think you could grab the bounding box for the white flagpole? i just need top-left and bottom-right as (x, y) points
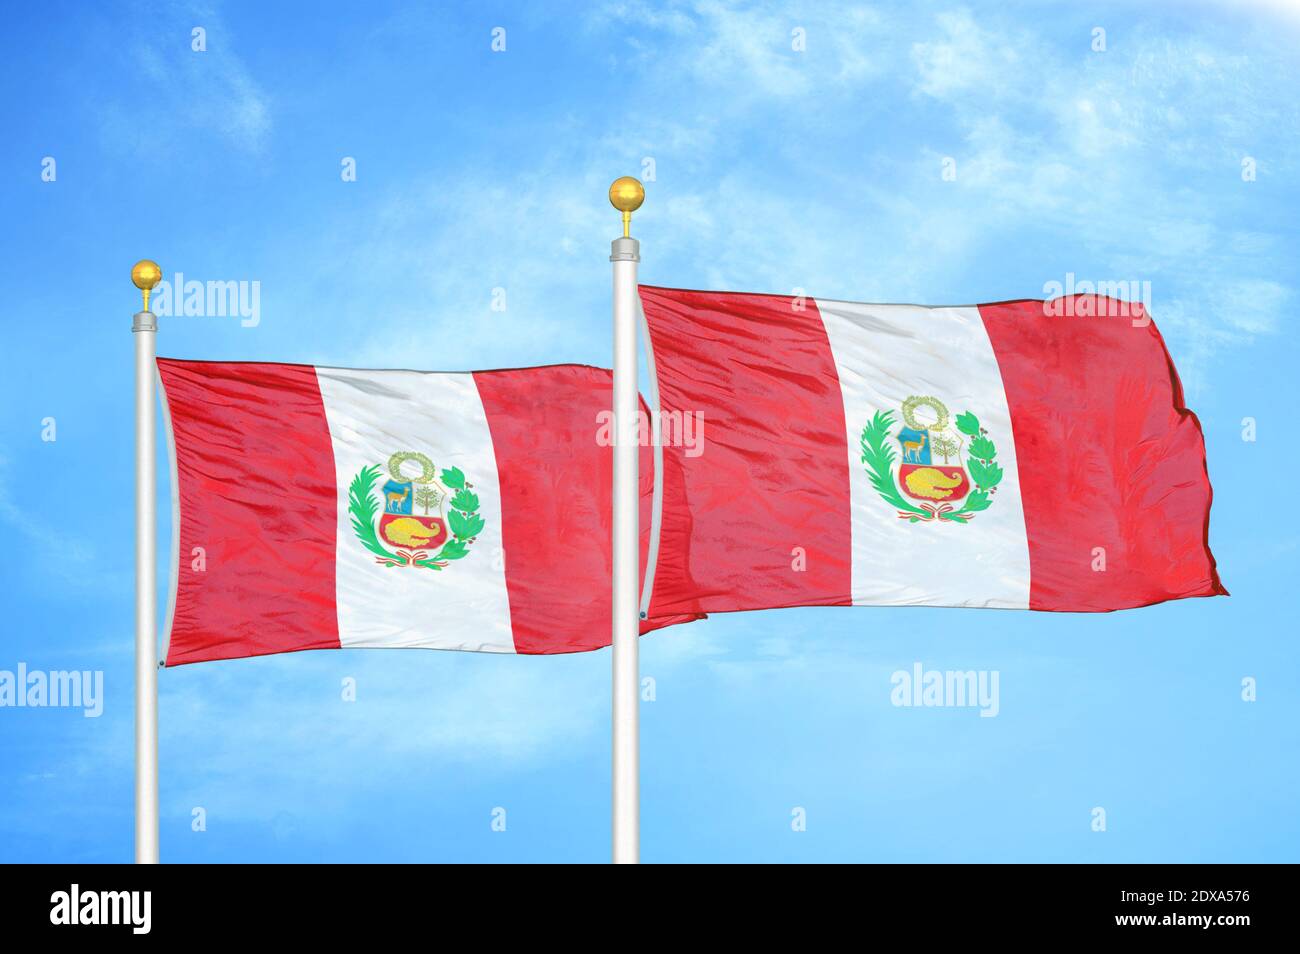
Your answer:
(132, 260), (162, 864)
(609, 177), (644, 864)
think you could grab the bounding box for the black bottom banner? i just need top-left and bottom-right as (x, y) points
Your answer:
(0, 862), (1281, 939)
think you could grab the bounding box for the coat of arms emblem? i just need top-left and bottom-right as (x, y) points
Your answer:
(860, 395), (1003, 523)
(348, 451), (484, 569)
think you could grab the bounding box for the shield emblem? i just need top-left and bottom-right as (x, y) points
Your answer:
(349, 451), (483, 568)
(379, 477), (448, 551)
(896, 426), (969, 502)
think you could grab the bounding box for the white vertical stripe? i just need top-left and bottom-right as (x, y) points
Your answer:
(816, 300), (1031, 608)
(315, 367), (515, 652)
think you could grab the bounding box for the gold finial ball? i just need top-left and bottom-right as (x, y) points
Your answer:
(608, 177), (645, 214)
(131, 259), (163, 291)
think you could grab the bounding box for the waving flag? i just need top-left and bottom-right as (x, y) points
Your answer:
(641, 287), (1225, 615)
(158, 359), (697, 665)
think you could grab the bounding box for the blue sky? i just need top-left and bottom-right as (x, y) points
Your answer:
(1, 0), (1297, 862)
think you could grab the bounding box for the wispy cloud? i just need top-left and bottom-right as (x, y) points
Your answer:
(97, 3), (270, 156)
(571, 3), (1298, 372)
(901, 8), (1299, 390)
(592, 0), (889, 99)
(0, 454), (130, 596)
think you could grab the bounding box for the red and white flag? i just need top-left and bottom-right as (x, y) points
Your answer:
(158, 359), (697, 665)
(641, 287), (1225, 615)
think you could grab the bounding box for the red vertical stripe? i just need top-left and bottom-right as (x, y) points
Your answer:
(978, 298), (1226, 610)
(639, 286), (853, 615)
(159, 359), (340, 665)
(474, 365), (700, 653)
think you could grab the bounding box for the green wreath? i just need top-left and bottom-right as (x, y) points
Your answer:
(860, 409), (1003, 524)
(388, 450), (437, 483)
(348, 463), (485, 569)
(901, 394), (950, 432)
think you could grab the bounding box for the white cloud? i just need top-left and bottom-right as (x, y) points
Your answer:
(0, 455), (131, 597)
(98, 5), (271, 155)
(241, 5), (1295, 393)
(592, 0), (888, 99)
(899, 10), (1299, 390)
(912, 8), (1023, 99)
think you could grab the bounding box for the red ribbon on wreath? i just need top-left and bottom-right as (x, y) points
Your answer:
(896, 502), (973, 522)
